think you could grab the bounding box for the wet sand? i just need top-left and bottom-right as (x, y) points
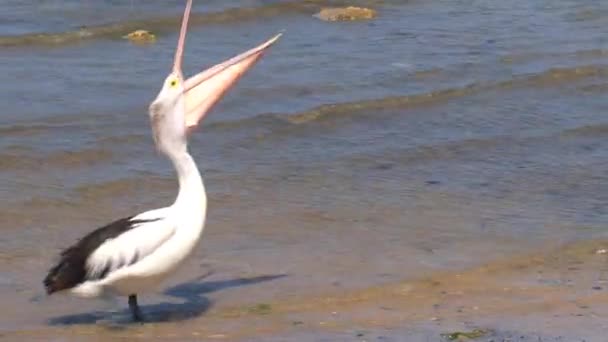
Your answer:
(3, 239), (608, 341)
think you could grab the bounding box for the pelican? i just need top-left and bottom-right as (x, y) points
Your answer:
(43, 0), (281, 321)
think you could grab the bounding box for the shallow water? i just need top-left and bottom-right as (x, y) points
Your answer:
(2, 0), (608, 340)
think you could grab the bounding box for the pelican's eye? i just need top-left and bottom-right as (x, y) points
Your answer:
(169, 78), (179, 88)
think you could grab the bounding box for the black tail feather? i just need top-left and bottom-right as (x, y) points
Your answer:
(43, 216), (155, 295)
(44, 257), (85, 294)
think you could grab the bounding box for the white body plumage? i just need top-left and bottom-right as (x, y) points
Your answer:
(72, 172), (206, 298)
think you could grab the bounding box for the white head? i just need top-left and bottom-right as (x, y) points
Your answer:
(148, 0), (281, 156)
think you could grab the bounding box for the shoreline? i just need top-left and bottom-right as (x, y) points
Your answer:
(5, 238), (608, 341)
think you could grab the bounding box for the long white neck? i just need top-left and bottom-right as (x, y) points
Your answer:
(165, 147), (207, 228)
(149, 93), (207, 233)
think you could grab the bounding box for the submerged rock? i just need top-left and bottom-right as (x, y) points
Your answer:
(314, 6), (377, 22)
(122, 30), (156, 44)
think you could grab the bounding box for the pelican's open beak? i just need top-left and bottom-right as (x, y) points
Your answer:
(172, 0), (281, 131)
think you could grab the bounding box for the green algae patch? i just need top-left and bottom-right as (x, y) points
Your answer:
(314, 6), (377, 21)
(247, 303), (273, 315)
(442, 329), (490, 340)
(122, 30), (156, 44)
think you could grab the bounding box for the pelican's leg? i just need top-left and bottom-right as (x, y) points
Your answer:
(128, 294), (144, 322)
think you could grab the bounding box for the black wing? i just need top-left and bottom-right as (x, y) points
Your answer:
(43, 216), (159, 295)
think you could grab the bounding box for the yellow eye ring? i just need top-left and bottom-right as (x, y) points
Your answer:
(169, 79), (178, 87)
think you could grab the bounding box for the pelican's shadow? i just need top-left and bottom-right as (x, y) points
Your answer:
(48, 273), (286, 326)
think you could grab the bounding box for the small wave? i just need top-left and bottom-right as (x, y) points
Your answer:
(46, 148), (115, 168)
(0, 124), (51, 137)
(342, 121), (608, 169)
(0, 0), (362, 47)
(96, 133), (148, 147)
(577, 82), (608, 94)
(74, 175), (173, 200)
(0, 146), (114, 171)
(290, 65), (608, 122)
(413, 68), (445, 80)
(501, 49), (608, 65)
(0, 123), (84, 137)
(0, 146), (37, 171)
(206, 84), (485, 131)
(198, 64), (608, 144)
(568, 8), (608, 22)
(346, 135), (512, 168)
(511, 65), (607, 86)
(253, 65), (608, 126)
(3, 65), (604, 155)
(559, 123), (608, 138)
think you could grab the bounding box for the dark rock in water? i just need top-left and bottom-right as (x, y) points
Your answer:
(314, 6), (377, 22)
(375, 163), (394, 170)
